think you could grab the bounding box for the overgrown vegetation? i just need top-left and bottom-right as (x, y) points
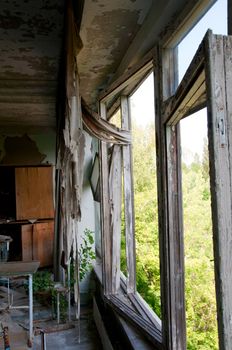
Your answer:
(79, 228), (95, 281)
(182, 150), (217, 349)
(31, 228), (95, 321)
(121, 122), (218, 349)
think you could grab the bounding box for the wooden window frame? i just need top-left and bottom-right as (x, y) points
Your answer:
(98, 62), (163, 349)
(96, 0), (232, 346)
(156, 30), (232, 349)
(98, 30), (232, 350)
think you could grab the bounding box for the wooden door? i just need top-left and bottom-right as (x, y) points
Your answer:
(15, 166), (54, 220)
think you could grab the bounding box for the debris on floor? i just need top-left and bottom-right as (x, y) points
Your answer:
(0, 281), (102, 350)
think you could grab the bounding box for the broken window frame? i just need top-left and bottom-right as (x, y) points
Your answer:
(96, 1), (232, 347)
(156, 29), (232, 349)
(97, 30), (232, 349)
(98, 60), (163, 348)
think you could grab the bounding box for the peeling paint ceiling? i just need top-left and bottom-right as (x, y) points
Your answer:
(78, 0), (153, 107)
(0, 0), (64, 133)
(77, 0), (197, 108)
(0, 0), (206, 132)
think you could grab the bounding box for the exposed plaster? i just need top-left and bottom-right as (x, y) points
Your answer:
(30, 131), (56, 165)
(1, 134), (46, 165)
(0, 133), (56, 165)
(78, 0), (152, 107)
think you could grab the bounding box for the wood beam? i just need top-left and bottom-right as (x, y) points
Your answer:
(99, 53), (153, 103)
(164, 72), (205, 124)
(155, 44), (186, 349)
(121, 96), (136, 294)
(161, 0), (216, 48)
(109, 145), (122, 294)
(163, 40), (205, 124)
(228, 0), (232, 35)
(205, 31), (232, 350)
(106, 295), (163, 349)
(99, 102), (112, 295)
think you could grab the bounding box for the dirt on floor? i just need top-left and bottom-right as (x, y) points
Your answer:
(0, 280), (102, 350)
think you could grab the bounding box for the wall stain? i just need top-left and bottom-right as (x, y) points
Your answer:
(1, 134), (46, 165)
(79, 7), (142, 106)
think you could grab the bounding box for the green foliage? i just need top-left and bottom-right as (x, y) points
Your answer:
(131, 123), (161, 317)
(32, 269), (54, 293)
(202, 138), (210, 181)
(182, 156), (218, 349)
(31, 228), (95, 321)
(120, 209), (127, 276)
(79, 228), (95, 281)
(126, 121), (218, 349)
(30, 270), (68, 320)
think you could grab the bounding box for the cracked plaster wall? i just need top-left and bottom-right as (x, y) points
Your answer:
(0, 132), (56, 165)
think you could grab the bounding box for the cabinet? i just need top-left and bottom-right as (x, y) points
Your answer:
(15, 167), (54, 220)
(22, 221), (54, 267)
(0, 166), (54, 267)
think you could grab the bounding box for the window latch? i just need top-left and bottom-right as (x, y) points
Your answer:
(218, 111), (226, 147)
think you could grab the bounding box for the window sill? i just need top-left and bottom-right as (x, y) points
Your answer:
(93, 261), (163, 349)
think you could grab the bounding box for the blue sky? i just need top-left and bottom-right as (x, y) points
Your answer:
(179, 0), (227, 80)
(180, 0), (227, 163)
(130, 0), (228, 163)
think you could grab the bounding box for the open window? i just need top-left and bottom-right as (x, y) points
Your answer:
(97, 58), (163, 348)
(156, 30), (232, 349)
(97, 28), (232, 349)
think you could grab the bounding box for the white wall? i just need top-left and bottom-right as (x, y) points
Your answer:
(78, 132), (100, 303)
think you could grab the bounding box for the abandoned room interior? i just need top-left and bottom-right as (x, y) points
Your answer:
(0, 0), (231, 349)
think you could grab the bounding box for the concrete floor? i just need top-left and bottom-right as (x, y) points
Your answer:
(0, 281), (103, 350)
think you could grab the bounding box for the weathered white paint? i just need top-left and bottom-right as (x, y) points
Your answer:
(206, 32), (232, 350)
(77, 132), (96, 299)
(121, 95), (136, 294)
(109, 145), (122, 294)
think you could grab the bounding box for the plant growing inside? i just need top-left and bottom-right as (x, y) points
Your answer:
(28, 228), (95, 321)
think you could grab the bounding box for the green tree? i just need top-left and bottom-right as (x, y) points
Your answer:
(121, 120), (217, 349)
(132, 122), (161, 316)
(182, 154), (217, 349)
(202, 138), (209, 181)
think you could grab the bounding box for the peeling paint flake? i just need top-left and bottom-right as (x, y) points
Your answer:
(0, 0), (65, 131)
(78, 0), (152, 105)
